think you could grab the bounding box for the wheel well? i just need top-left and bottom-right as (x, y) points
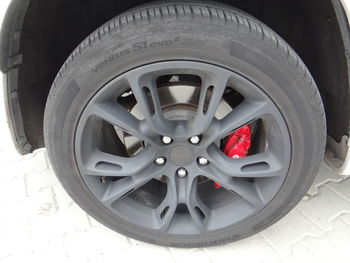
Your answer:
(2, 0), (350, 153)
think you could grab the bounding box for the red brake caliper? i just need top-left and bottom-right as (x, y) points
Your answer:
(214, 125), (252, 189)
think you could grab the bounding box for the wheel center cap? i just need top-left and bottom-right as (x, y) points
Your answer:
(169, 145), (194, 166)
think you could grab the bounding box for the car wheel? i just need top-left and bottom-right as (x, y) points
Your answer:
(44, 2), (326, 247)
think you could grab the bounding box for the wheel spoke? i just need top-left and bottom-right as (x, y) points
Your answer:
(202, 168), (263, 207)
(87, 101), (154, 143)
(126, 74), (176, 135)
(101, 166), (160, 206)
(156, 176), (211, 232)
(225, 179), (263, 207)
(82, 146), (156, 177)
(206, 101), (273, 144)
(156, 176), (178, 231)
(207, 144), (284, 178)
(186, 177), (210, 231)
(190, 72), (230, 134)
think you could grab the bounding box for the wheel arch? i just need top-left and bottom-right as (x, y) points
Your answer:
(1, 0), (350, 160)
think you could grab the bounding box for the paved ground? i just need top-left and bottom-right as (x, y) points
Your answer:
(1, 81), (350, 263)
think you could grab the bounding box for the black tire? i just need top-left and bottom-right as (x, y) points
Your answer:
(44, 1), (326, 247)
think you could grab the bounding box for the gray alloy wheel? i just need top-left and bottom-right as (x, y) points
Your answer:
(74, 61), (291, 234)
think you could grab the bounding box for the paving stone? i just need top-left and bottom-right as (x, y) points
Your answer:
(0, 146), (24, 164)
(297, 186), (350, 232)
(206, 234), (279, 263)
(2, 237), (67, 263)
(52, 184), (75, 210)
(25, 169), (59, 196)
(327, 177), (350, 201)
(87, 215), (103, 228)
(0, 187), (56, 235)
(306, 163), (345, 198)
(29, 203), (91, 250)
(340, 212), (350, 225)
(0, 220), (32, 260)
(302, 219), (350, 263)
(260, 209), (323, 258)
(63, 227), (130, 262)
(30, 237), (67, 263)
(1, 253), (36, 263)
(0, 175), (26, 205)
(30, 149), (49, 172)
(279, 243), (320, 263)
(0, 158), (33, 182)
(168, 247), (208, 263)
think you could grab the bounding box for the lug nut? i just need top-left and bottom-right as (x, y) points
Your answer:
(155, 157), (166, 165)
(189, 136), (201, 145)
(100, 176), (108, 184)
(198, 157), (209, 166)
(162, 136), (172, 144)
(177, 168), (188, 178)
